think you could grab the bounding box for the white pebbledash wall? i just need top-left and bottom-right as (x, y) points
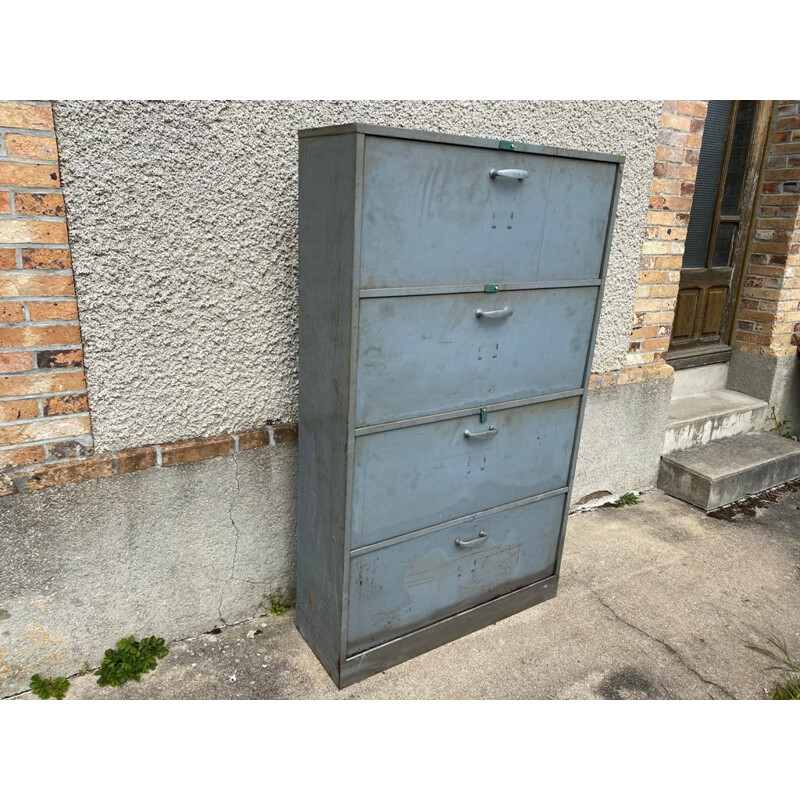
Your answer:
(1, 101), (669, 696)
(52, 101), (663, 451)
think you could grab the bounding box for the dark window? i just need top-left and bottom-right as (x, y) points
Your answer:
(682, 100), (757, 270)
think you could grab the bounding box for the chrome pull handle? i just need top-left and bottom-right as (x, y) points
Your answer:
(455, 531), (488, 548)
(463, 425), (498, 440)
(476, 307), (513, 320)
(489, 168), (528, 181)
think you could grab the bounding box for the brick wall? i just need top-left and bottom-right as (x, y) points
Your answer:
(590, 101), (708, 390)
(0, 101), (93, 470)
(733, 101), (800, 357)
(630, 101), (708, 366)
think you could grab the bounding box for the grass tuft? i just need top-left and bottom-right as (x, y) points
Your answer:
(746, 633), (800, 700)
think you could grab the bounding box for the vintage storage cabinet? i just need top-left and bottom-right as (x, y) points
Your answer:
(296, 123), (622, 687)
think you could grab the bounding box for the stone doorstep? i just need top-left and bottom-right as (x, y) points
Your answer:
(662, 389), (768, 455)
(658, 431), (800, 511)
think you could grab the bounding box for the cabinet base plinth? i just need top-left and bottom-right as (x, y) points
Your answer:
(329, 575), (559, 689)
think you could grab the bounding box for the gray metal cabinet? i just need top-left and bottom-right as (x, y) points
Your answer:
(296, 123), (622, 687)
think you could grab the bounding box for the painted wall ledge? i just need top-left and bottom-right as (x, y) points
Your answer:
(588, 361), (673, 390)
(0, 421), (298, 497)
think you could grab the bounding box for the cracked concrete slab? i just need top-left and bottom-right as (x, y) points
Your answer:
(10, 487), (800, 700)
(0, 446), (297, 696)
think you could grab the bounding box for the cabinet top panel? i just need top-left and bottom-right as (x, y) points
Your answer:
(297, 122), (625, 165)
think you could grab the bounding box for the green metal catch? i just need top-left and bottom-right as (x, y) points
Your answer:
(480, 407), (488, 424)
(498, 140), (516, 151)
(483, 284), (499, 293)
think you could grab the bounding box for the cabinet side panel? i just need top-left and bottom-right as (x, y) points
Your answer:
(296, 134), (357, 679)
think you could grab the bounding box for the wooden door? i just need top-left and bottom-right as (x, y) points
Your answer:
(668, 100), (772, 369)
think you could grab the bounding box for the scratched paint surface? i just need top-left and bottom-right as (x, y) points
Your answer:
(356, 287), (597, 426)
(360, 137), (617, 289)
(351, 397), (580, 548)
(346, 494), (565, 654)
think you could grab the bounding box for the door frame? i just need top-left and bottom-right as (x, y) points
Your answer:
(667, 100), (774, 370)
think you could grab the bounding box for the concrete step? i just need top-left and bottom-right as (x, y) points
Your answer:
(662, 389), (768, 454)
(658, 431), (800, 511)
(671, 363), (729, 400)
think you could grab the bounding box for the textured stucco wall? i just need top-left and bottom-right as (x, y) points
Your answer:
(53, 100), (662, 451)
(573, 376), (675, 505)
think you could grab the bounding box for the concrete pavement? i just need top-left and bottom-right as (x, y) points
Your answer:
(12, 486), (800, 700)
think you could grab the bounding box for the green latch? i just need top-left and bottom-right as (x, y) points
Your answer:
(484, 284), (499, 293)
(499, 140), (516, 151)
(480, 407), (488, 424)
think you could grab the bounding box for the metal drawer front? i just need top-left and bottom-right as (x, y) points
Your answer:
(356, 287), (597, 427)
(351, 397), (580, 549)
(360, 136), (617, 289)
(347, 493), (565, 655)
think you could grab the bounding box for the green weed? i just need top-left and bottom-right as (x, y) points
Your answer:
(265, 588), (293, 616)
(29, 674), (70, 700)
(96, 635), (169, 688)
(746, 633), (800, 700)
(768, 407), (793, 438)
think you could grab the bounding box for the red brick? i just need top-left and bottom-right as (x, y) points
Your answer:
(0, 102), (53, 130)
(0, 398), (39, 422)
(43, 394), (89, 417)
(661, 113), (692, 132)
(36, 349), (83, 369)
(4, 134), (58, 160)
(776, 116), (800, 131)
(690, 118), (705, 133)
(655, 145), (685, 164)
(0, 352), (34, 373)
(684, 149), (700, 166)
(630, 325), (659, 340)
(659, 130), (688, 148)
(751, 241), (790, 255)
(0, 249), (15, 270)
(0, 325), (82, 348)
(237, 428), (270, 451)
(765, 168), (800, 181)
(0, 219), (68, 244)
(116, 446), (157, 474)
(662, 196), (694, 212)
(47, 439), (92, 460)
(0, 444), (45, 470)
(641, 337), (672, 351)
(27, 300), (79, 321)
(651, 178), (681, 195)
(274, 422), (298, 444)
(161, 435), (235, 466)
(0, 301), (25, 322)
(0, 163), (60, 189)
(23, 455), (113, 493)
(0, 273), (75, 297)
(14, 193), (66, 217)
(21, 248), (71, 270)
(676, 100), (707, 118)
(0, 415), (91, 446)
(685, 134), (704, 149)
(637, 271), (669, 284)
(0, 192), (10, 215)
(0, 370), (85, 397)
